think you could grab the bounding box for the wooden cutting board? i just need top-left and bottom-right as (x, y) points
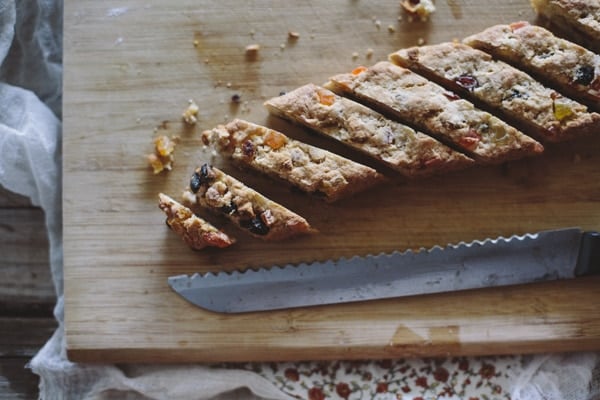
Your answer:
(63, 0), (600, 363)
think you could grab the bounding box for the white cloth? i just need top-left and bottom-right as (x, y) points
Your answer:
(0, 0), (598, 399)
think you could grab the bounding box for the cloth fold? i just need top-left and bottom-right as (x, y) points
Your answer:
(0, 0), (598, 399)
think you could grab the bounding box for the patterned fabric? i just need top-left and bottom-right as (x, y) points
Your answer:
(234, 356), (520, 399)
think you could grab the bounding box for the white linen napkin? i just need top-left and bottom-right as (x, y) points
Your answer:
(0, 0), (597, 399)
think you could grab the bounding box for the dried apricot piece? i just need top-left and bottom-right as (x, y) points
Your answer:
(264, 130), (287, 149)
(316, 89), (335, 106)
(351, 66), (368, 75)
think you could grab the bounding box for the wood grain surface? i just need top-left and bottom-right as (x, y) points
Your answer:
(0, 186), (57, 399)
(63, 0), (600, 363)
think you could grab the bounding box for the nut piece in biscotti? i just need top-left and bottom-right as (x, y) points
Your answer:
(201, 119), (386, 202)
(325, 62), (544, 164)
(390, 42), (600, 142)
(158, 193), (235, 250)
(530, 0), (600, 53)
(464, 22), (600, 113)
(264, 84), (474, 178)
(184, 164), (315, 241)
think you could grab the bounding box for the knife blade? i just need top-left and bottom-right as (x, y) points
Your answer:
(168, 227), (600, 313)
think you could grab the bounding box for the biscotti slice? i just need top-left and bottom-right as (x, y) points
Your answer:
(531, 0), (600, 53)
(391, 42), (600, 142)
(464, 22), (600, 113)
(184, 164), (314, 241)
(201, 119), (385, 202)
(264, 84), (474, 178)
(158, 193), (235, 250)
(325, 62), (544, 164)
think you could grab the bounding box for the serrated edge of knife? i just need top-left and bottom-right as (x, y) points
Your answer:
(171, 229), (582, 283)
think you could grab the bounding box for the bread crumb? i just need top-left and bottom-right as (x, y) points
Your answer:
(181, 190), (197, 206)
(182, 100), (199, 125)
(366, 48), (374, 59)
(249, 29), (255, 37)
(417, 37), (426, 45)
(245, 44), (260, 59)
(226, 82), (232, 88)
(193, 39), (199, 47)
(352, 51), (359, 60)
(401, 0), (436, 20)
(387, 24), (396, 33)
(147, 153), (164, 174)
(148, 135), (177, 174)
(288, 31), (300, 40)
(374, 20), (381, 29)
(280, 43), (286, 50)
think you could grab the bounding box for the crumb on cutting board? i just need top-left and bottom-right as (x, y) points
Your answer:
(182, 99), (199, 125)
(147, 135), (177, 174)
(401, 0), (436, 21)
(245, 44), (260, 59)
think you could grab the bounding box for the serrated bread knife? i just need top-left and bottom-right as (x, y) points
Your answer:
(168, 228), (600, 313)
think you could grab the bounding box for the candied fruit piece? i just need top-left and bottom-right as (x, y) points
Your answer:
(316, 89), (336, 106)
(455, 74), (479, 91)
(458, 129), (481, 150)
(554, 102), (574, 121)
(264, 130), (287, 149)
(351, 66), (368, 75)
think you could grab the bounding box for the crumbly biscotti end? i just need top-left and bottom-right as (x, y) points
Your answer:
(391, 42), (600, 143)
(158, 193), (235, 250)
(184, 164), (315, 241)
(265, 84), (474, 178)
(325, 62), (544, 164)
(201, 119), (386, 202)
(530, 0), (600, 52)
(463, 22), (600, 113)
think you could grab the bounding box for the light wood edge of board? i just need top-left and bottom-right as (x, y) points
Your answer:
(65, 276), (600, 363)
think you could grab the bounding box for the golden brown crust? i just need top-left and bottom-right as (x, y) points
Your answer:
(184, 164), (315, 241)
(158, 193), (235, 250)
(464, 22), (600, 113)
(265, 84), (474, 178)
(326, 62), (544, 164)
(201, 119), (386, 202)
(391, 42), (600, 142)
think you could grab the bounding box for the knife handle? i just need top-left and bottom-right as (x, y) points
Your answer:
(575, 231), (600, 276)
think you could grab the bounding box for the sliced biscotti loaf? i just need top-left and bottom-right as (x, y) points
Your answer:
(464, 22), (600, 113)
(264, 84), (474, 178)
(201, 119), (385, 202)
(183, 164), (315, 241)
(531, 0), (600, 53)
(325, 62), (544, 164)
(390, 42), (600, 142)
(158, 193), (235, 250)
